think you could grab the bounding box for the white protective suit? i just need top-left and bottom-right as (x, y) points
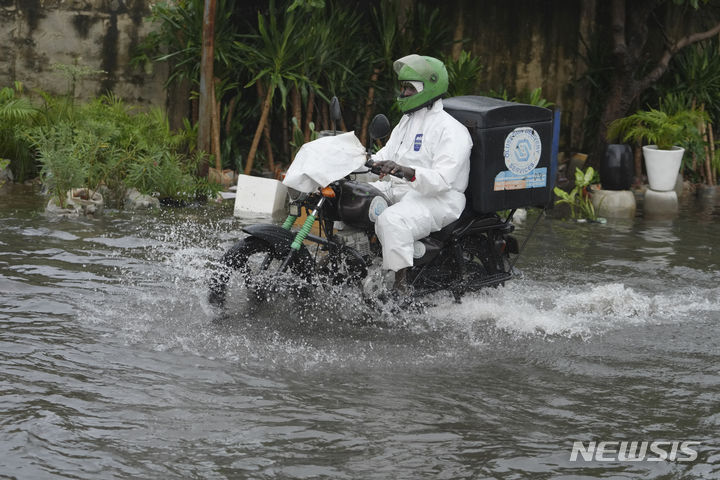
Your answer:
(372, 99), (472, 271)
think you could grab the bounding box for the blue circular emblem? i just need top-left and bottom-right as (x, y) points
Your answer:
(503, 127), (542, 175)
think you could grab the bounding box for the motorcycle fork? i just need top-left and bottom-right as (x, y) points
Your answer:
(278, 197), (326, 273)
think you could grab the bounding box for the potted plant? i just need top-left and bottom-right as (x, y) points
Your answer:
(607, 108), (706, 191)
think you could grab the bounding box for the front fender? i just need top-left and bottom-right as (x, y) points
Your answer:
(242, 224), (298, 255)
(242, 224), (315, 279)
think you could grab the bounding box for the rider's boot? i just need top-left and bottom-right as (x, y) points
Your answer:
(393, 267), (408, 292)
(362, 262), (395, 297)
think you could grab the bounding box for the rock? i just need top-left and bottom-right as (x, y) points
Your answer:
(673, 173), (684, 198)
(124, 188), (160, 210)
(45, 188), (104, 217)
(643, 189), (678, 220)
(513, 208), (527, 224)
(68, 188), (103, 215)
(590, 189), (636, 219)
(0, 165), (14, 184)
(697, 184), (719, 201)
(209, 168), (238, 188)
(46, 198), (78, 217)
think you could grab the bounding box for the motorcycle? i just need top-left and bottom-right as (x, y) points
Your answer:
(208, 97), (523, 309)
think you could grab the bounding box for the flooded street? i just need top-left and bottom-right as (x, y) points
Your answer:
(1, 184), (719, 479)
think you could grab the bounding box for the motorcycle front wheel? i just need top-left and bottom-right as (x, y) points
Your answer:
(207, 236), (312, 308)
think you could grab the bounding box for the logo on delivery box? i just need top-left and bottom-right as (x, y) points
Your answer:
(503, 127), (542, 176)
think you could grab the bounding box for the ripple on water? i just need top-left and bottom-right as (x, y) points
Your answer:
(2, 194), (720, 479)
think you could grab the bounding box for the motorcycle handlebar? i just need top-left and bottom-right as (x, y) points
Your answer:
(364, 160), (406, 179)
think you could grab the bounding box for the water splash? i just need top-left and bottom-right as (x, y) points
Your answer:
(76, 212), (720, 371)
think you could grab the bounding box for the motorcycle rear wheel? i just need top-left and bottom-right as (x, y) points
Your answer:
(461, 234), (512, 290)
(208, 236), (311, 307)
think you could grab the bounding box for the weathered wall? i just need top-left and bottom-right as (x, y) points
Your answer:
(451, 0), (596, 151)
(0, 0), (598, 151)
(0, 0), (167, 106)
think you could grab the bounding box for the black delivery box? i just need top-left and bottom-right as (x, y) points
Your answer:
(444, 96), (556, 214)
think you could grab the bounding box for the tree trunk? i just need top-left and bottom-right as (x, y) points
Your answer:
(709, 124), (717, 185)
(245, 87), (273, 175)
(256, 82), (275, 174)
(281, 107), (289, 164)
(212, 79), (221, 171)
(263, 120), (275, 175)
(321, 102), (329, 131)
(359, 67), (381, 145)
(703, 127), (713, 186)
(291, 85), (302, 130)
(197, 0), (216, 177)
(634, 145), (643, 185)
(593, 77), (638, 169)
(167, 73), (191, 132)
(224, 95), (237, 137)
(304, 90), (315, 142)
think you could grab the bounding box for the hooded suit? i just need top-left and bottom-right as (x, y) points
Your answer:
(371, 99), (472, 271)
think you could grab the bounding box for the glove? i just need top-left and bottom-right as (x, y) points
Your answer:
(372, 160), (416, 181)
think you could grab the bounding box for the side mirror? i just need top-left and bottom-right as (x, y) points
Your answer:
(330, 96), (342, 134)
(369, 114), (391, 141)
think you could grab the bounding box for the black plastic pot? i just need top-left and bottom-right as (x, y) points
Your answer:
(601, 144), (633, 190)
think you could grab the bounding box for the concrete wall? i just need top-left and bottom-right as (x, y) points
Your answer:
(0, 0), (167, 106)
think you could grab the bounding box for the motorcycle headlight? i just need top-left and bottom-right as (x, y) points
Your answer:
(287, 188), (308, 203)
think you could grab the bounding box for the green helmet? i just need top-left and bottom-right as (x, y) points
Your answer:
(393, 54), (448, 113)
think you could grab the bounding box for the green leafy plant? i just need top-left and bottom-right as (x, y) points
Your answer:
(553, 167), (598, 221)
(445, 50), (483, 97)
(289, 116), (318, 160)
(0, 82), (37, 121)
(607, 108), (706, 150)
(486, 86), (554, 108)
(234, 0), (315, 174)
(125, 153), (163, 195)
(52, 63), (106, 108)
(32, 124), (89, 208)
(155, 152), (196, 203)
(525, 87), (554, 108)
(0, 158), (9, 187)
(25, 90), (218, 208)
(0, 82), (39, 181)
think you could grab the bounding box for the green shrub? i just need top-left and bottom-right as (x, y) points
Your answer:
(0, 83), (39, 181)
(33, 124), (88, 208)
(27, 92), (220, 207)
(553, 167), (598, 221)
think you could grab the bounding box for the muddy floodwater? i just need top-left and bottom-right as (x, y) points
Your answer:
(1, 184), (719, 479)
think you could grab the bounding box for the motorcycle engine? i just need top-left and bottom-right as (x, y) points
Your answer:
(337, 181), (389, 230)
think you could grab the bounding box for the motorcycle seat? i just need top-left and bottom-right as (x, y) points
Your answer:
(430, 210), (504, 242)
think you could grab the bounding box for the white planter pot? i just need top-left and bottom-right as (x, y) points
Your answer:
(642, 145), (684, 192)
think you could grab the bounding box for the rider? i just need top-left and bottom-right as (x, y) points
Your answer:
(371, 54), (472, 290)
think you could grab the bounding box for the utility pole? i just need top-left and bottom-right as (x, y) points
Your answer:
(197, 0), (216, 177)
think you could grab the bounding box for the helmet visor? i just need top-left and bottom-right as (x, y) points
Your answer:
(394, 54), (436, 80)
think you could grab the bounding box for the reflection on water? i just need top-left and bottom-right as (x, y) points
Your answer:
(1, 184), (719, 479)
